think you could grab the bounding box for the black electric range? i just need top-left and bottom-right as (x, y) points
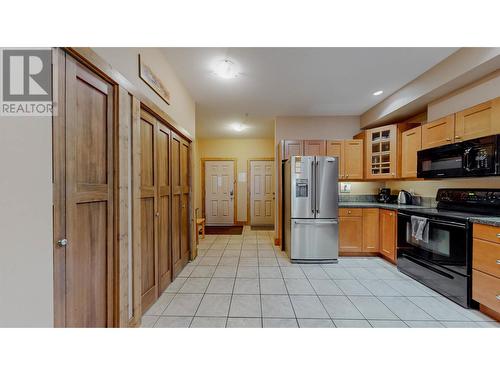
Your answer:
(396, 188), (500, 308)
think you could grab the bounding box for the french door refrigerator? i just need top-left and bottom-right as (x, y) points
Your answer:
(284, 156), (339, 263)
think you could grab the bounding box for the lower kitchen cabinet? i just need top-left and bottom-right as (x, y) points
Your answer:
(379, 209), (397, 262)
(472, 224), (500, 319)
(339, 208), (363, 253)
(362, 208), (379, 252)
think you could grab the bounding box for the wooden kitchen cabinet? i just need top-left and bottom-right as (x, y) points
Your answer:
(339, 208), (363, 253)
(326, 139), (363, 180)
(365, 124), (397, 179)
(379, 209), (397, 262)
(362, 208), (379, 252)
(455, 98), (500, 142)
(283, 140), (303, 160)
(326, 140), (344, 178)
(401, 126), (422, 178)
(421, 115), (455, 150)
(472, 223), (500, 319)
(304, 140), (326, 156)
(344, 140), (364, 179)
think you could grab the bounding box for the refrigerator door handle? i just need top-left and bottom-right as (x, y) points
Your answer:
(311, 159), (315, 214)
(315, 160), (320, 214)
(294, 220), (338, 225)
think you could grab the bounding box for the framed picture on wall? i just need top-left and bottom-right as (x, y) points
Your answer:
(138, 54), (171, 105)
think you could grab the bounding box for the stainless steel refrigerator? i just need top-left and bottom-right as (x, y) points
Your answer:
(284, 156), (339, 263)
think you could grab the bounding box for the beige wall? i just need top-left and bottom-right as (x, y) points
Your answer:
(92, 48), (196, 138)
(196, 138), (275, 222)
(275, 116), (361, 144)
(427, 71), (500, 121)
(0, 115), (53, 327)
(341, 182), (384, 196)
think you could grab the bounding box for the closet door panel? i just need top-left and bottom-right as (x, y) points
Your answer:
(157, 125), (172, 292)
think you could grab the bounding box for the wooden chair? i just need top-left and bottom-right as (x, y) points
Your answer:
(195, 208), (205, 245)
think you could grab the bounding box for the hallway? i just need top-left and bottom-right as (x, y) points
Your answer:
(141, 227), (497, 328)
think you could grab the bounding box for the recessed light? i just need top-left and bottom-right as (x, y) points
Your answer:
(214, 59), (239, 79)
(373, 90), (383, 96)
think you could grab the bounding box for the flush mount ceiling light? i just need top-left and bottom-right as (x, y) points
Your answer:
(231, 123), (246, 132)
(214, 58), (239, 79)
(230, 113), (249, 132)
(373, 90), (384, 96)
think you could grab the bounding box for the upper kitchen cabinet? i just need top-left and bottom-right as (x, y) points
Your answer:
(364, 123), (417, 180)
(421, 115), (455, 150)
(455, 98), (500, 142)
(365, 124), (397, 179)
(326, 140), (344, 178)
(343, 140), (363, 179)
(326, 139), (363, 180)
(303, 140), (326, 156)
(283, 140), (303, 160)
(401, 126), (422, 178)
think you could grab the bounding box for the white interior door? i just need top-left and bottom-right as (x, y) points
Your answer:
(205, 160), (235, 225)
(250, 160), (275, 226)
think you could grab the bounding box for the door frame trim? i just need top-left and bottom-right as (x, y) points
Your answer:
(201, 158), (237, 225)
(247, 158), (275, 226)
(52, 48), (119, 327)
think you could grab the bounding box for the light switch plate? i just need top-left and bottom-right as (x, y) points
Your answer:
(340, 182), (351, 193)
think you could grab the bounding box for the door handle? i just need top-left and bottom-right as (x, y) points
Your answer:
(311, 160), (315, 214)
(294, 220), (338, 225)
(315, 160), (320, 214)
(57, 239), (68, 247)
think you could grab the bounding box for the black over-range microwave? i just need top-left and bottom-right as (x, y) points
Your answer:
(417, 134), (500, 178)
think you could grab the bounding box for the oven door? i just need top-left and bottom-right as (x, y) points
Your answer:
(417, 143), (465, 178)
(397, 212), (469, 276)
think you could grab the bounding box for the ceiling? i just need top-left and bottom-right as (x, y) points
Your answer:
(161, 48), (459, 139)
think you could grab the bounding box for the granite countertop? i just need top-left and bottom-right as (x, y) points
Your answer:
(339, 202), (426, 210)
(468, 217), (500, 227)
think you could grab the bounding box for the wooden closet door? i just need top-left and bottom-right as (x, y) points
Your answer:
(171, 132), (190, 277)
(171, 133), (182, 276)
(64, 56), (114, 327)
(140, 110), (158, 311)
(180, 138), (191, 265)
(157, 123), (172, 293)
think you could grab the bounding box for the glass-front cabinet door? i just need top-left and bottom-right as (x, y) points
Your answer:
(365, 124), (397, 179)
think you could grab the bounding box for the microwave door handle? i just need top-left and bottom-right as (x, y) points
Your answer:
(464, 148), (471, 172)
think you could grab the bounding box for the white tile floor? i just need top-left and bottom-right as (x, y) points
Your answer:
(141, 226), (499, 328)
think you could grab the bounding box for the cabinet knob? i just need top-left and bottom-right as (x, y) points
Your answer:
(346, 174), (349, 178)
(496, 259), (500, 265)
(455, 136), (461, 139)
(446, 138), (451, 141)
(496, 233), (500, 238)
(496, 295), (500, 301)
(389, 212), (393, 216)
(348, 210), (351, 214)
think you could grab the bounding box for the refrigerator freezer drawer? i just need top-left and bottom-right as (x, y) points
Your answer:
(291, 219), (339, 263)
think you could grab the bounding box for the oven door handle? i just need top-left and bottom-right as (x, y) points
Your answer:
(397, 212), (466, 228)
